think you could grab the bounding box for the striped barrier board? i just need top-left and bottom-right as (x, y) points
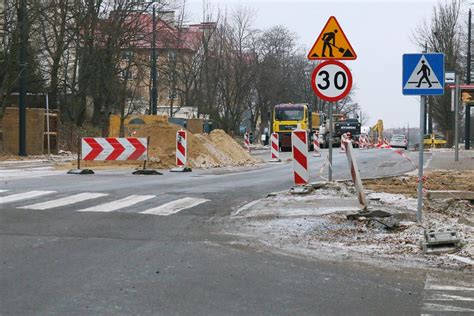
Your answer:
(269, 132), (281, 162)
(176, 130), (187, 167)
(292, 130), (309, 186)
(342, 135), (368, 209)
(82, 137), (147, 161)
(244, 133), (251, 152)
(313, 132), (321, 157)
(171, 130), (191, 172)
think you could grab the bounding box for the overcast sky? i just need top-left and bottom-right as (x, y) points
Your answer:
(185, 0), (454, 128)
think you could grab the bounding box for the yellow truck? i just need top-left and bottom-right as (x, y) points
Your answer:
(272, 103), (323, 151)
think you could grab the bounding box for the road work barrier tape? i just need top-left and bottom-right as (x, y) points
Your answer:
(244, 132), (251, 153)
(313, 132), (321, 157)
(176, 130), (187, 167)
(292, 129), (309, 185)
(342, 134), (368, 209)
(269, 132), (281, 162)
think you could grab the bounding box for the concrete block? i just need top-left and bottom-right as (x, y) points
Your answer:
(427, 190), (474, 201)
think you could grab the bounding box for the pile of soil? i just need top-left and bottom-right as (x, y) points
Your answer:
(363, 171), (474, 197)
(130, 122), (260, 169)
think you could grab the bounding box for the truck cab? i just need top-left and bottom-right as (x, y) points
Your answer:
(272, 104), (310, 151)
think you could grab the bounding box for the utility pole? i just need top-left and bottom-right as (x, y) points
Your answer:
(18, 0), (27, 156)
(465, 8), (471, 150)
(150, 4), (158, 115)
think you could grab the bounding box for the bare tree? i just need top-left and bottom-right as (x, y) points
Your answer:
(412, 0), (466, 145)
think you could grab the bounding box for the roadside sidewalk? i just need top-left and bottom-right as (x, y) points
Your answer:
(425, 148), (474, 171)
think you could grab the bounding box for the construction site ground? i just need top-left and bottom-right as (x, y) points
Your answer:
(220, 148), (474, 271)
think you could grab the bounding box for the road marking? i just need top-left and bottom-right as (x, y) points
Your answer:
(424, 285), (474, 292)
(0, 190), (8, 193)
(426, 293), (474, 302)
(422, 303), (474, 313)
(77, 195), (155, 213)
(19, 193), (108, 210)
(0, 191), (56, 204)
(422, 274), (474, 314)
(140, 197), (210, 216)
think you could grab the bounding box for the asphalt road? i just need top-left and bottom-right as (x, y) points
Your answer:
(2, 148), (469, 315)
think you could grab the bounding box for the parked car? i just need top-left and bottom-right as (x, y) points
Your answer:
(390, 134), (408, 149)
(423, 133), (447, 148)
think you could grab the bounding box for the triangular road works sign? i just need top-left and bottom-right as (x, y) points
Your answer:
(403, 55), (443, 90)
(307, 16), (357, 60)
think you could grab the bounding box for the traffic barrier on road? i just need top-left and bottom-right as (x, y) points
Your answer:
(313, 131), (321, 157)
(291, 129), (309, 186)
(269, 132), (281, 162)
(68, 137), (161, 175)
(342, 134), (368, 209)
(381, 137), (392, 149)
(376, 136), (383, 148)
(340, 134), (347, 153)
(244, 132), (251, 153)
(171, 130), (192, 172)
(358, 135), (368, 150)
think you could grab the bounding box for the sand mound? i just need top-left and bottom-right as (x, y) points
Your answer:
(130, 122), (260, 169)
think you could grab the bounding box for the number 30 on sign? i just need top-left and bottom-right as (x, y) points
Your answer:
(311, 60), (352, 102)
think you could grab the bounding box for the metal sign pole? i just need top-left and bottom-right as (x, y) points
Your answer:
(454, 74), (460, 162)
(328, 102), (333, 181)
(46, 94), (51, 157)
(417, 96), (426, 223)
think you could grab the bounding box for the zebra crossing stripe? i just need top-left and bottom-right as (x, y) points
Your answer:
(0, 191), (56, 204)
(19, 193), (108, 210)
(76, 195), (155, 213)
(140, 197), (209, 216)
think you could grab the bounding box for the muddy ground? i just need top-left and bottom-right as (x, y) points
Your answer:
(222, 174), (473, 271)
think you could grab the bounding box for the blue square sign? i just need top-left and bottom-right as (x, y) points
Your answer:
(402, 53), (445, 96)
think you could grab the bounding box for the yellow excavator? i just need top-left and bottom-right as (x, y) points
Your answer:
(370, 119), (384, 143)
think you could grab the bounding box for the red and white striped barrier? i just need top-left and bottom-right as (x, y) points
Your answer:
(244, 132), (251, 153)
(376, 137), (383, 148)
(82, 137), (147, 161)
(313, 132), (321, 157)
(358, 135), (369, 150)
(269, 132), (281, 162)
(292, 129), (309, 186)
(171, 130), (191, 172)
(341, 135), (368, 209)
(340, 134), (347, 153)
(381, 137), (392, 149)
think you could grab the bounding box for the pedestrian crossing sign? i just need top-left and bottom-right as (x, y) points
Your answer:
(307, 16), (357, 60)
(402, 53), (445, 95)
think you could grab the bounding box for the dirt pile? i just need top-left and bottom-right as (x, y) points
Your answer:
(363, 171), (474, 197)
(132, 122), (260, 169)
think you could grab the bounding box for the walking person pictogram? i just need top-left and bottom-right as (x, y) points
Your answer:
(322, 29), (338, 57)
(416, 60), (432, 88)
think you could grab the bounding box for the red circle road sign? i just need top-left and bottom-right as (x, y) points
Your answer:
(311, 60), (352, 102)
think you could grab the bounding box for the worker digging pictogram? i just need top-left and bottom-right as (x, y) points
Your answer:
(307, 16), (357, 60)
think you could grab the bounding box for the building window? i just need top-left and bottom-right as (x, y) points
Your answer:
(168, 50), (177, 62)
(121, 69), (133, 81)
(122, 50), (133, 60)
(168, 88), (178, 99)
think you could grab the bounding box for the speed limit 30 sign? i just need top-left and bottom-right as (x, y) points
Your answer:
(311, 60), (352, 102)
